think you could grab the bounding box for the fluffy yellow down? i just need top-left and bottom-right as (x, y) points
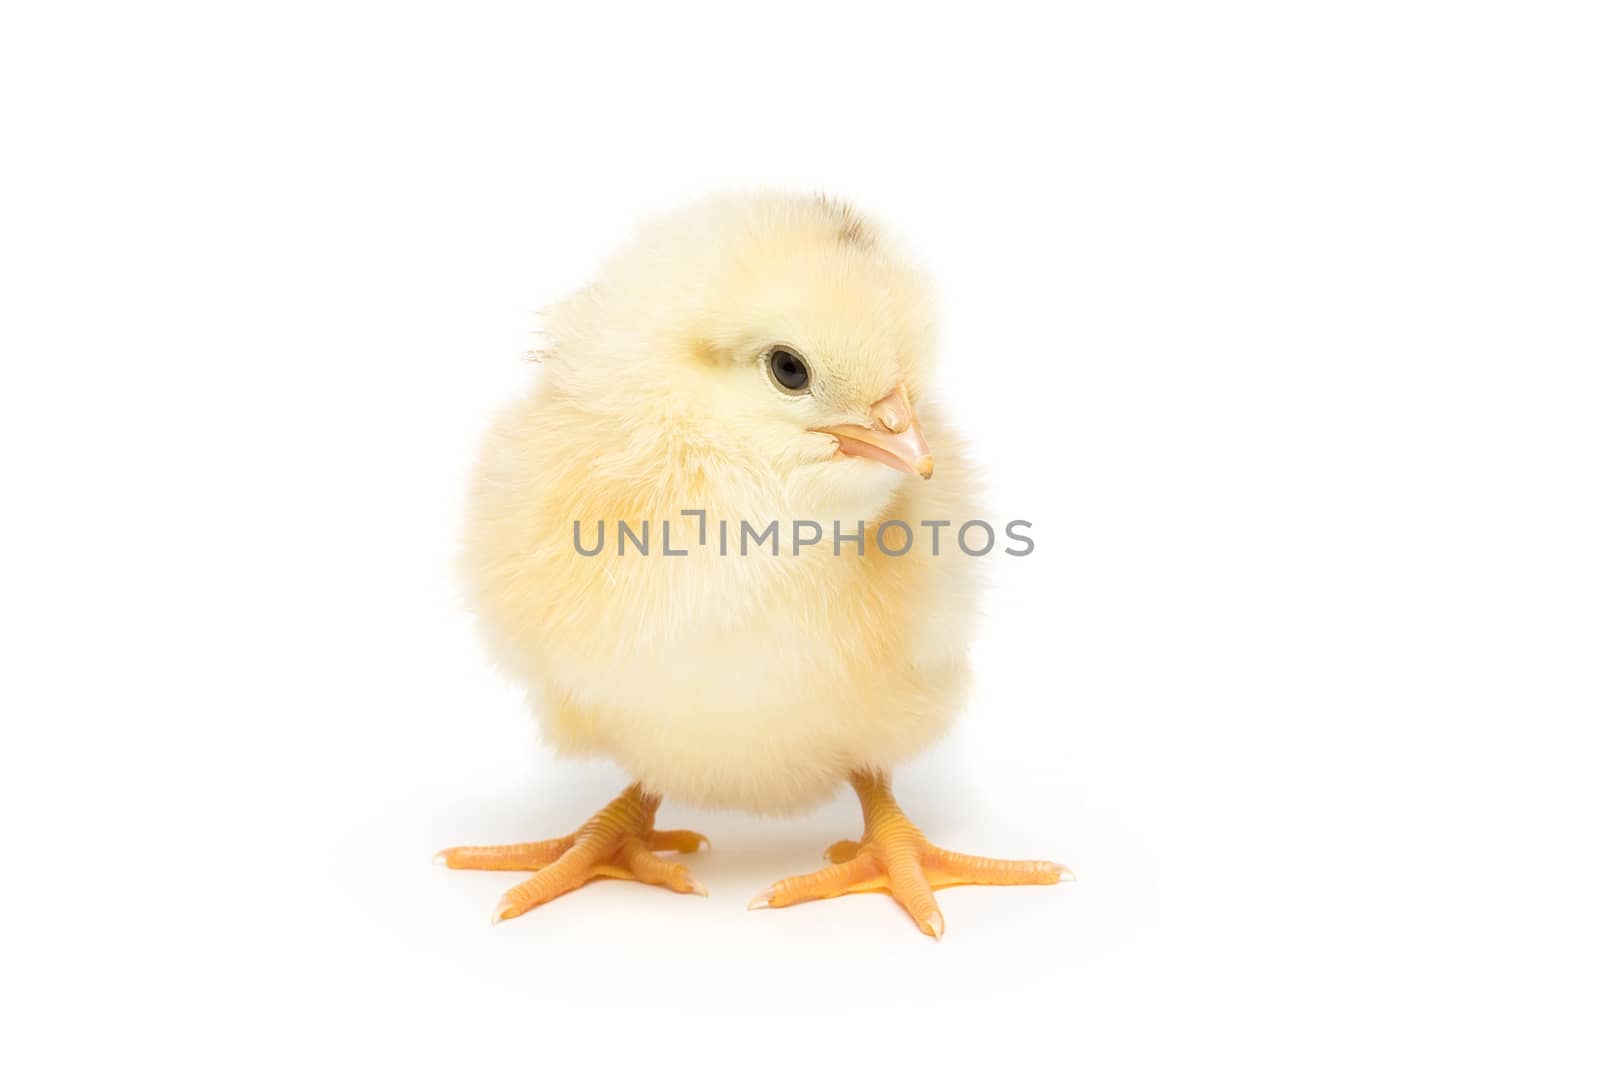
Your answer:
(461, 192), (984, 814)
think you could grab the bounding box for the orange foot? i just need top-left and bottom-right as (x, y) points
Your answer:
(436, 783), (709, 923)
(750, 770), (1070, 939)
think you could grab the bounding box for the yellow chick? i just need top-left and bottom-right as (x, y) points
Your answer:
(437, 192), (1067, 937)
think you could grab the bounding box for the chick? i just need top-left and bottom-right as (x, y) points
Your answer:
(437, 192), (1068, 937)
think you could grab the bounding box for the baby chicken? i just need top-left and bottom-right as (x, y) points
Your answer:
(437, 192), (1067, 937)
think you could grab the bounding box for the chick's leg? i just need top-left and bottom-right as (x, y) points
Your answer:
(751, 770), (1069, 939)
(435, 783), (709, 923)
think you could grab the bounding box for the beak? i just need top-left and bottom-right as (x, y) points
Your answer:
(815, 384), (934, 479)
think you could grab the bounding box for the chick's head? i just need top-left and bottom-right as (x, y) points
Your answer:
(539, 192), (942, 517)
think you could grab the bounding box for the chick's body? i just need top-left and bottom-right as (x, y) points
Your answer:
(441, 193), (1065, 937)
(462, 195), (981, 814)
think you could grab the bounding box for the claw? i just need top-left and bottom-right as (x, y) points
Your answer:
(748, 771), (1068, 938)
(747, 889), (773, 911)
(440, 784), (711, 924)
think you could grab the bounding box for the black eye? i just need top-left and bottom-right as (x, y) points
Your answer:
(766, 346), (811, 394)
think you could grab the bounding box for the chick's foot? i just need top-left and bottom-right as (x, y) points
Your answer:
(435, 783), (709, 923)
(750, 770), (1069, 939)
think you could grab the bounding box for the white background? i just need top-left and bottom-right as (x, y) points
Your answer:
(3, 3), (1596, 1063)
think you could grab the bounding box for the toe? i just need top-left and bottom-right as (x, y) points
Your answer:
(647, 829), (711, 854)
(882, 847), (943, 938)
(760, 852), (882, 908)
(435, 837), (575, 871)
(925, 846), (1068, 886)
(494, 850), (600, 921)
(619, 838), (707, 895)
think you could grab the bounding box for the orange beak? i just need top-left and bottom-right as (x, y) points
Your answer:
(815, 384), (934, 479)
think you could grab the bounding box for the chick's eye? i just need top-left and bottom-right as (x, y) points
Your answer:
(766, 346), (811, 394)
